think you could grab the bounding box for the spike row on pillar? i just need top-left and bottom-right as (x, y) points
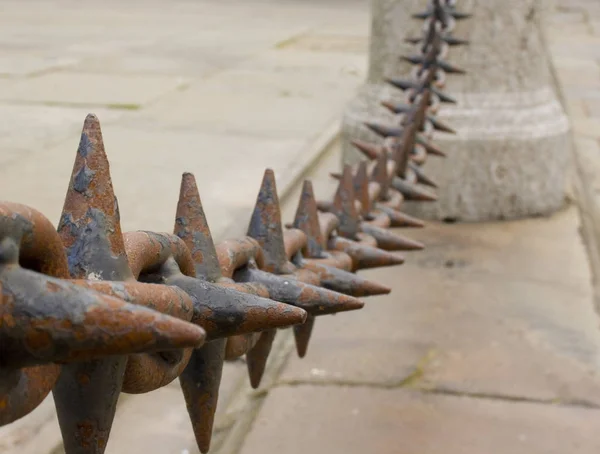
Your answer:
(310, 0), (471, 360)
(342, 0), (471, 226)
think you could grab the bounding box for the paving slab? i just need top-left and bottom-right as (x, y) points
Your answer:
(0, 104), (123, 166)
(105, 361), (247, 454)
(281, 208), (600, 407)
(0, 73), (188, 108)
(122, 64), (364, 139)
(239, 386), (600, 454)
(0, 125), (313, 233)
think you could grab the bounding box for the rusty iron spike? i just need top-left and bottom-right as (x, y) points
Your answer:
(52, 114), (215, 452)
(52, 115), (300, 454)
(247, 168), (292, 275)
(174, 172), (281, 407)
(387, 66), (436, 94)
(290, 182), (364, 273)
(371, 150), (392, 200)
(289, 186), (395, 295)
(409, 162), (439, 188)
(293, 316), (316, 358)
(381, 102), (455, 135)
(380, 100), (412, 115)
(217, 232), (338, 386)
(70, 280), (200, 395)
(326, 170), (425, 250)
(0, 262), (205, 370)
(402, 34), (444, 70)
(327, 236), (404, 269)
(352, 138), (380, 161)
(408, 90), (432, 133)
(332, 165), (361, 240)
(174, 177), (265, 361)
(329, 160), (426, 228)
(427, 115), (457, 134)
(233, 266), (364, 314)
(287, 182), (386, 268)
(175, 172), (279, 336)
(175, 172), (223, 282)
(412, 3), (471, 20)
(52, 113), (137, 454)
(246, 329), (277, 387)
(179, 340), (224, 453)
(405, 35), (470, 46)
(354, 161), (372, 217)
(418, 17), (445, 54)
(405, 35), (469, 46)
(365, 122), (404, 139)
(365, 123), (447, 158)
(376, 204), (426, 228)
(247, 169), (365, 357)
(395, 123), (417, 178)
(327, 166), (423, 250)
(414, 16), (468, 55)
(352, 138), (438, 190)
(331, 159), (425, 228)
(386, 78), (457, 104)
(360, 160), (425, 227)
(0, 201), (205, 427)
(125, 231), (307, 340)
(295, 258), (391, 297)
(360, 223), (424, 251)
(172, 171), (303, 446)
(292, 180), (327, 258)
(415, 135), (447, 157)
(391, 176), (438, 201)
(401, 54), (467, 75)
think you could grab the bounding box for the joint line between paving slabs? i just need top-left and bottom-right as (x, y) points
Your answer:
(273, 379), (600, 411)
(422, 387), (600, 410)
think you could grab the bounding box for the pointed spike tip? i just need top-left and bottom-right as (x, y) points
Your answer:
(294, 316), (316, 358)
(361, 224), (425, 251)
(247, 330), (277, 389)
(247, 168), (287, 273)
(175, 172), (222, 281)
(293, 180), (326, 258)
(351, 139), (380, 161)
(301, 260), (391, 297)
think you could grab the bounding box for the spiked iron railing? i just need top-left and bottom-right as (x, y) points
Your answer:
(0, 1), (470, 452)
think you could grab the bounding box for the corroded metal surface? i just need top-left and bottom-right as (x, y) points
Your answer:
(0, 199), (205, 431)
(52, 115), (199, 454)
(173, 171), (306, 452)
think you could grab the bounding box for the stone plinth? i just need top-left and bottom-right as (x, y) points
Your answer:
(341, 0), (571, 222)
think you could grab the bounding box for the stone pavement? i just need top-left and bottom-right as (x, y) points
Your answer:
(3, 1), (600, 454)
(237, 205), (600, 454)
(0, 0), (368, 237)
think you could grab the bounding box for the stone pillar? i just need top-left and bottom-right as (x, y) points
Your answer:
(341, 0), (571, 222)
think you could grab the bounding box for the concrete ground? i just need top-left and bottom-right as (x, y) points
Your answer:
(2, 1), (600, 454)
(0, 0), (368, 237)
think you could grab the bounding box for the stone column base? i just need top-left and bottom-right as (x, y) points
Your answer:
(342, 85), (571, 222)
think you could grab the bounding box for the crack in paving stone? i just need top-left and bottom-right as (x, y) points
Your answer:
(271, 380), (600, 410)
(416, 386), (600, 410)
(274, 375), (419, 389)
